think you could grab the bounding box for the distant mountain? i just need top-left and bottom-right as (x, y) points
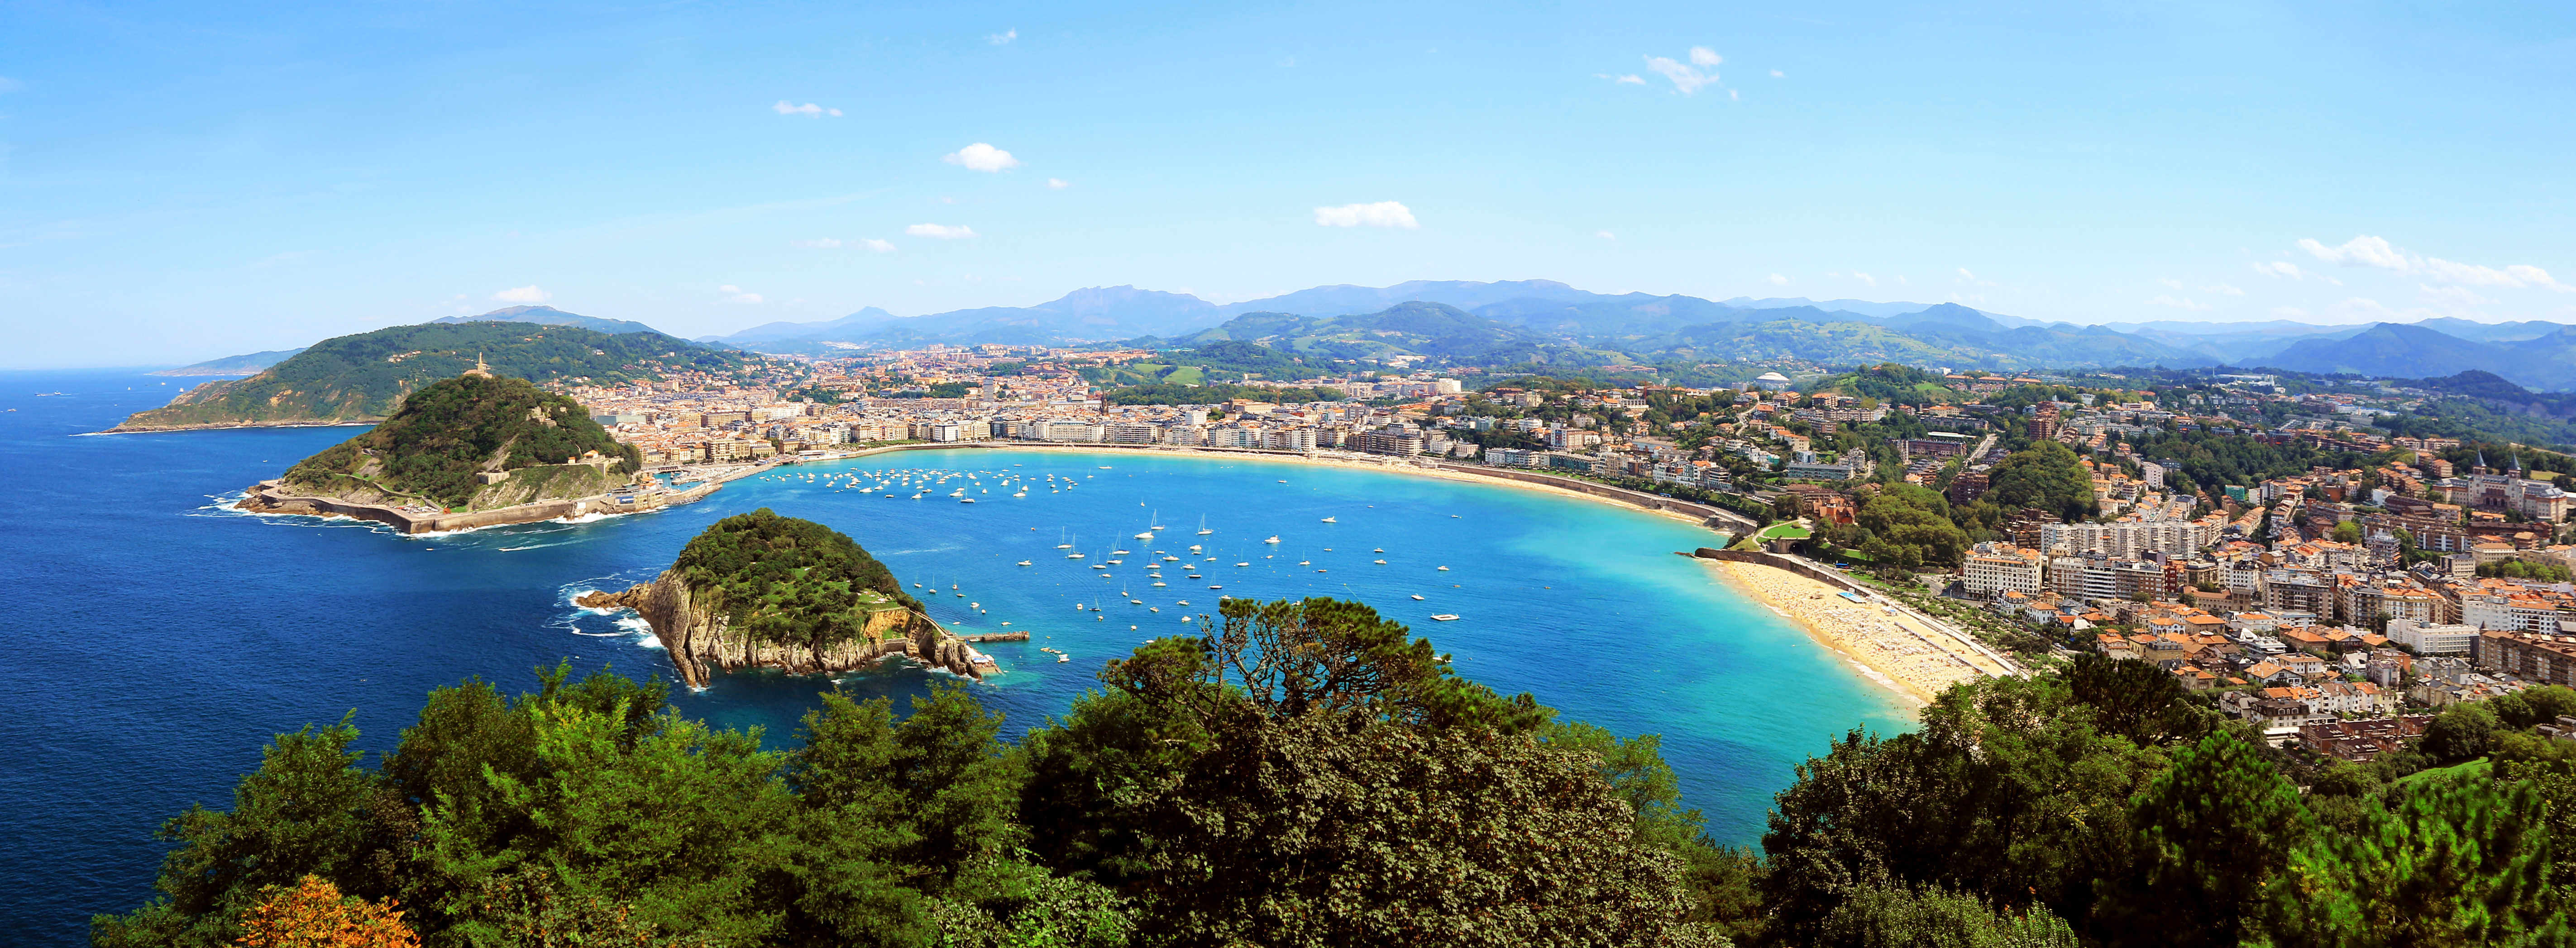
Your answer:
(2261, 324), (2511, 380)
(110, 321), (750, 431)
(1216, 280), (1598, 318)
(434, 305), (665, 336)
(151, 348), (307, 376)
(1170, 302), (1541, 363)
(707, 307), (899, 346)
(2408, 317), (2576, 343)
(1719, 296), (2041, 326)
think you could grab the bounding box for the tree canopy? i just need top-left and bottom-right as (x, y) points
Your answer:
(673, 509), (925, 646)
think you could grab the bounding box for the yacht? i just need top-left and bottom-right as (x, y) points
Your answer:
(1319, 516), (1337, 524)
(1016, 560), (1032, 567)
(1235, 562), (1250, 567)
(1196, 515), (1213, 535)
(1410, 595), (1425, 600)
(1436, 566), (1450, 571)
(1429, 614), (1460, 621)
(1264, 535), (1281, 544)
(1373, 559), (1387, 565)
(1057, 653), (1071, 663)
(959, 497), (975, 503)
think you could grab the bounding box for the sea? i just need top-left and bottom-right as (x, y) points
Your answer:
(0, 368), (1913, 943)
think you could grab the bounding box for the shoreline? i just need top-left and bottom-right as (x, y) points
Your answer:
(1699, 558), (2011, 705)
(791, 441), (1749, 536)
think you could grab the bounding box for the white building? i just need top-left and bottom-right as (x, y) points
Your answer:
(2387, 618), (2480, 656)
(1963, 545), (2046, 596)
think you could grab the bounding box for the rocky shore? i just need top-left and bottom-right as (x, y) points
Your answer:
(576, 571), (997, 687)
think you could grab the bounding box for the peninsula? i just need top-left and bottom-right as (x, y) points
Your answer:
(236, 364), (723, 533)
(575, 509), (999, 685)
(109, 316), (754, 432)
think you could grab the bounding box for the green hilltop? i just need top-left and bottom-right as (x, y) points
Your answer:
(113, 320), (752, 430)
(674, 508), (927, 644)
(280, 372), (641, 511)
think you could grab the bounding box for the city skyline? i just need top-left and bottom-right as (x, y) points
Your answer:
(4, 1), (2574, 367)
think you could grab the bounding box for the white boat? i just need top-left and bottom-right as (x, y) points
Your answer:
(1068, 552), (1085, 559)
(1373, 548), (1384, 553)
(1152, 581), (1166, 587)
(1429, 614), (1460, 621)
(1320, 517), (1337, 523)
(1436, 566), (1450, 571)
(1298, 560), (1310, 565)
(959, 498), (975, 504)
(1134, 531), (1155, 540)
(1057, 654), (1071, 662)
(1264, 535), (1281, 544)
(1410, 595), (1425, 600)
(1235, 562), (1249, 567)
(1373, 559), (1387, 565)
(1016, 560), (1032, 567)
(1196, 515), (1213, 535)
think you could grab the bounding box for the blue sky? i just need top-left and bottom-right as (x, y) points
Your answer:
(3, 0), (2573, 367)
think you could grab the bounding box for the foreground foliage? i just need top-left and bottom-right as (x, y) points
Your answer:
(97, 598), (1730, 947)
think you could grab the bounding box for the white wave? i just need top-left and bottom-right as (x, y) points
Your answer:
(498, 541), (574, 552)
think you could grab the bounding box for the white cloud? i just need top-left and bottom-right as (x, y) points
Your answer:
(1728, 88), (1740, 101)
(2296, 234), (2571, 292)
(2299, 234), (2411, 270)
(1643, 55), (1719, 95)
(2203, 283), (2245, 296)
(1596, 73), (1647, 85)
(1047, 177), (1070, 189)
(2145, 295), (2211, 311)
(1850, 272), (1876, 286)
(906, 223), (977, 239)
(1689, 47), (1722, 67)
(718, 285), (764, 304)
(987, 29), (1017, 45)
(1595, 230), (1616, 240)
(942, 143), (1021, 172)
(491, 285), (550, 304)
(1769, 69), (1785, 78)
(2159, 277), (2184, 290)
(772, 100), (841, 117)
(860, 238), (895, 252)
(1313, 201), (1419, 229)
(1768, 273), (1789, 286)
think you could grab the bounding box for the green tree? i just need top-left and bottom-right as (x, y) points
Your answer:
(2105, 731), (2314, 948)
(1983, 442), (2096, 523)
(2422, 702), (2503, 764)
(2267, 778), (2563, 947)
(1817, 882), (2079, 948)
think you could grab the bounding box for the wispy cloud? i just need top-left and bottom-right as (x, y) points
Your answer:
(718, 285), (764, 304)
(491, 285), (550, 304)
(861, 238), (896, 252)
(1689, 47), (1722, 67)
(1313, 201), (1419, 228)
(1047, 177), (1070, 189)
(772, 100), (842, 117)
(1769, 69), (1784, 78)
(2145, 295), (2211, 311)
(987, 29), (1017, 45)
(2251, 260), (2337, 284)
(1851, 272), (1877, 286)
(1595, 230), (1616, 240)
(1955, 267), (1997, 287)
(1595, 73), (1647, 85)
(906, 223), (977, 239)
(1768, 273), (1788, 286)
(942, 143), (1021, 172)
(2203, 283), (2245, 296)
(2297, 234), (2571, 292)
(1643, 52), (1720, 95)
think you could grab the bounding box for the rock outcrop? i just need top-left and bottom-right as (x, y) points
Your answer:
(578, 571), (992, 687)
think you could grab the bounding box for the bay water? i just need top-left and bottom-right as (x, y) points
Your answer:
(0, 369), (1912, 943)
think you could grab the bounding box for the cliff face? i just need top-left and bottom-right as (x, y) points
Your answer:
(579, 570), (988, 687)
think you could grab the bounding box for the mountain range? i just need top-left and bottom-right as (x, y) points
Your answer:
(698, 280), (2576, 390)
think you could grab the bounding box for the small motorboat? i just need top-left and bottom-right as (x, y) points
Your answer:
(1430, 614), (1460, 621)
(1410, 595), (1425, 600)
(1264, 536), (1281, 544)
(1436, 566), (1450, 571)
(1320, 517), (1337, 523)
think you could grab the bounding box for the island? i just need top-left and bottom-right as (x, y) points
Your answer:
(576, 509), (999, 685)
(236, 363), (725, 532)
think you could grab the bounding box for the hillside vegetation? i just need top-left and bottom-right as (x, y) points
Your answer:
(115, 321), (751, 429)
(673, 509), (925, 644)
(280, 373), (640, 510)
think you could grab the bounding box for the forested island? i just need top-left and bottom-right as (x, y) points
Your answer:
(92, 597), (2576, 947)
(578, 510), (996, 686)
(238, 372), (644, 523)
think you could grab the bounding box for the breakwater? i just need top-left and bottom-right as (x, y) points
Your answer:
(236, 475), (723, 534)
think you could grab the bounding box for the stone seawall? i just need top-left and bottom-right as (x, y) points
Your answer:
(577, 571), (995, 686)
(1689, 548), (1871, 593)
(1441, 464), (1759, 532)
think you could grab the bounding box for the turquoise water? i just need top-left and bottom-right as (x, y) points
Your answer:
(0, 370), (1912, 943)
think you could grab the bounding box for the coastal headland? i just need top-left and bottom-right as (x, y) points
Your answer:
(233, 466), (746, 534)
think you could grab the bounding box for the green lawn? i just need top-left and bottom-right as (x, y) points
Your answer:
(1757, 522), (1812, 540)
(2394, 757), (2491, 787)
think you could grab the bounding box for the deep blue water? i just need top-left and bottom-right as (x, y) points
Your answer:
(0, 368), (1912, 944)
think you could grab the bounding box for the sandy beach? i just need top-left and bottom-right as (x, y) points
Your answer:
(1704, 559), (2009, 704)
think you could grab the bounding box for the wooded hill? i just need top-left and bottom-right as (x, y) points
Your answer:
(114, 321), (753, 430)
(674, 509), (925, 644)
(280, 373), (640, 510)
